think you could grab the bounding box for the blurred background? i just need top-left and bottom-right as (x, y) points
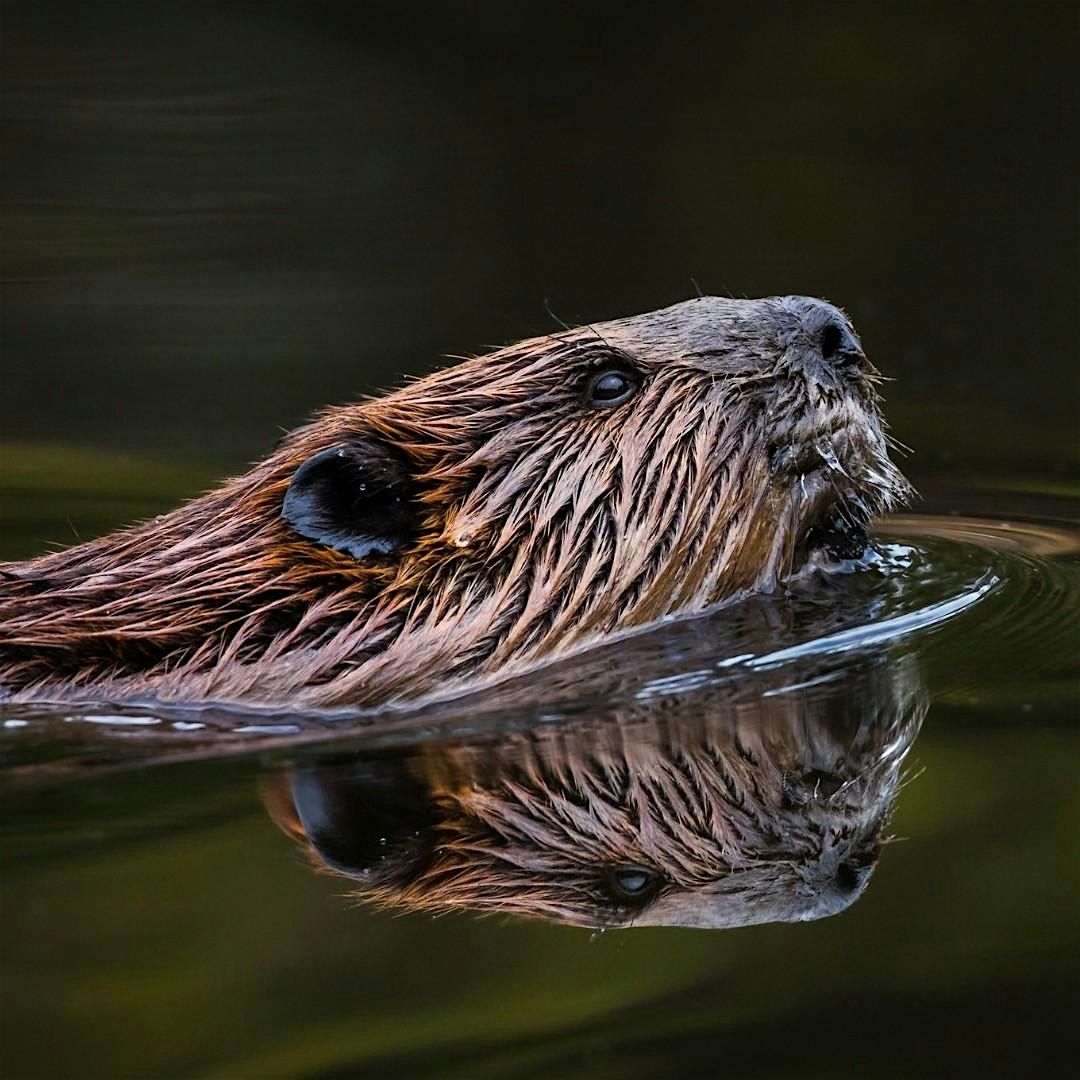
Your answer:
(2, 0), (1077, 559)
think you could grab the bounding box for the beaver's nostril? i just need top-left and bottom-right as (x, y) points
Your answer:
(820, 322), (845, 362)
(835, 861), (864, 893)
(779, 297), (862, 368)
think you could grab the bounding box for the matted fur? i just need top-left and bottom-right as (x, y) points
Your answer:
(0, 296), (910, 706)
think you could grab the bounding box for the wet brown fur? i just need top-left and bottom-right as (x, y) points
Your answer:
(0, 297), (910, 707)
(266, 658), (925, 928)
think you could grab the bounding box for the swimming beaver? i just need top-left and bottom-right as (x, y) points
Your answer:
(264, 655), (925, 928)
(0, 296), (910, 706)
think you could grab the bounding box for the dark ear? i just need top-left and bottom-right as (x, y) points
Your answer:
(281, 440), (418, 559)
(287, 757), (441, 887)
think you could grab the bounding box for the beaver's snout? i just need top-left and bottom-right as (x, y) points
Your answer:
(776, 294), (869, 385)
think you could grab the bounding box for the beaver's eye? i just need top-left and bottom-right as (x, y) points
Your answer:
(585, 369), (638, 407)
(607, 864), (661, 901)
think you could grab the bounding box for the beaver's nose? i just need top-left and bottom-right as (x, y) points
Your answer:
(780, 295), (865, 373)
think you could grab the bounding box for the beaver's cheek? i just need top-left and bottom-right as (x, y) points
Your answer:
(281, 440), (419, 560)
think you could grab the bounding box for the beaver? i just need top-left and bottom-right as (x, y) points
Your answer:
(264, 654), (925, 929)
(0, 296), (910, 707)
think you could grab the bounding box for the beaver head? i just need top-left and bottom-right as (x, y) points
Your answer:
(264, 656), (925, 928)
(0, 296), (910, 706)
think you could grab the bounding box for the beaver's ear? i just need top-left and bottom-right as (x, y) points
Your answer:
(287, 758), (440, 888)
(281, 441), (418, 559)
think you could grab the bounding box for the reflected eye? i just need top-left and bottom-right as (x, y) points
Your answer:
(585, 369), (638, 407)
(607, 864), (660, 901)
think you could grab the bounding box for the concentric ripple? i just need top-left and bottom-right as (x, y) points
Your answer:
(874, 513), (1079, 705)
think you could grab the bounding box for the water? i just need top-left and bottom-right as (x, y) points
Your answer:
(2, 4), (1078, 1078)
(2, 515), (1077, 1077)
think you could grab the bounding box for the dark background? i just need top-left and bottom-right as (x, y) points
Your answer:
(2, 1), (1077, 493)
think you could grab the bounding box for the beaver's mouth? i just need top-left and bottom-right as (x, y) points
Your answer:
(776, 428), (879, 570)
(799, 506), (871, 563)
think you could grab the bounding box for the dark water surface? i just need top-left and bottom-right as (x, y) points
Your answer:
(2, 516), (1077, 1079)
(2, 3), (1078, 1079)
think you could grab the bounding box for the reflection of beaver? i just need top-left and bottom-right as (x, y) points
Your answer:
(265, 657), (925, 929)
(0, 296), (909, 706)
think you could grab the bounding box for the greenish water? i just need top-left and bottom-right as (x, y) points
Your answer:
(2, 3), (1078, 1078)
(2, 503), (1077, 1079)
